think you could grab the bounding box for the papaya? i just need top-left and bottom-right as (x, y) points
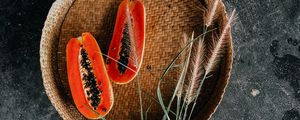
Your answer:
(106, 0), (145, 84)
(66, 32), (113, 119)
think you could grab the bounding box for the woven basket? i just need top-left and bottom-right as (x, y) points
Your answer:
(40, 0), (233, 119)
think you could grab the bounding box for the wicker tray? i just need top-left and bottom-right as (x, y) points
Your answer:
(40, 0), (233, 119)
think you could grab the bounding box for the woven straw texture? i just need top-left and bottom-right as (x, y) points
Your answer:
(40, 0), (233, 120)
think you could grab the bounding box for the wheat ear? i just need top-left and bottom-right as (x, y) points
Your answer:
(185, 37), (205, 104)
(176, 33), (194, 98)
(187, 10), (237, 120)
(205, 0), (220, 26)
(161, 33), (194, 120)
(205, 9), (236, 74)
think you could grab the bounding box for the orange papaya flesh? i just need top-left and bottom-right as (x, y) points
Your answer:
(107, 0), (145, 84)
(66, 32), (113, 119)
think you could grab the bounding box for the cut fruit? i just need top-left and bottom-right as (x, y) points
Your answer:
(66, 32), (113, 119)
(106, 0), (145, 84)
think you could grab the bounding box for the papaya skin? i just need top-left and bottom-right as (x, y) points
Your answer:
(66, 32), (114, 119)
(107, 0), (145, 84)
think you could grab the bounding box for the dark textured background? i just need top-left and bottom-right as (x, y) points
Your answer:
(0, 0), (299, 119)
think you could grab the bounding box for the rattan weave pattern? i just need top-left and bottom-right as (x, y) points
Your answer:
(40, 0), (232, 119)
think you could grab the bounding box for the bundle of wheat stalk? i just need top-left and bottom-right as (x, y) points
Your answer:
(40, 0), (234, 120)
(156, 0), (236, 119)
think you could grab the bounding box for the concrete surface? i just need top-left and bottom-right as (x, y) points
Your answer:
(212, 0), (300, 120)
(0, 0), (299, 119)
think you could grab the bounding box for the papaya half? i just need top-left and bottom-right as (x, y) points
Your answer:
(106, 0), (145, 84)
(66, 32), (113, 119)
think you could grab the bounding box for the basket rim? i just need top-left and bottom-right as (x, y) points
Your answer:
(39, 0), (233, 119)
(40, 0), (76, 119)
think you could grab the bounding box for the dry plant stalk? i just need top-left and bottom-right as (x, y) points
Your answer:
(164, 5), (236, 119)
(177, 33), (194, 98)
(185, 37), (205, 104)
(205, 9), (236, 75)
(205, 0), (220, 26)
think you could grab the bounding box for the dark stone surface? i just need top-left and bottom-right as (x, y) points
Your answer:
(0, 0), (299, 120)
(212, 0), (300, 120)
(0, 0), (59, 119)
